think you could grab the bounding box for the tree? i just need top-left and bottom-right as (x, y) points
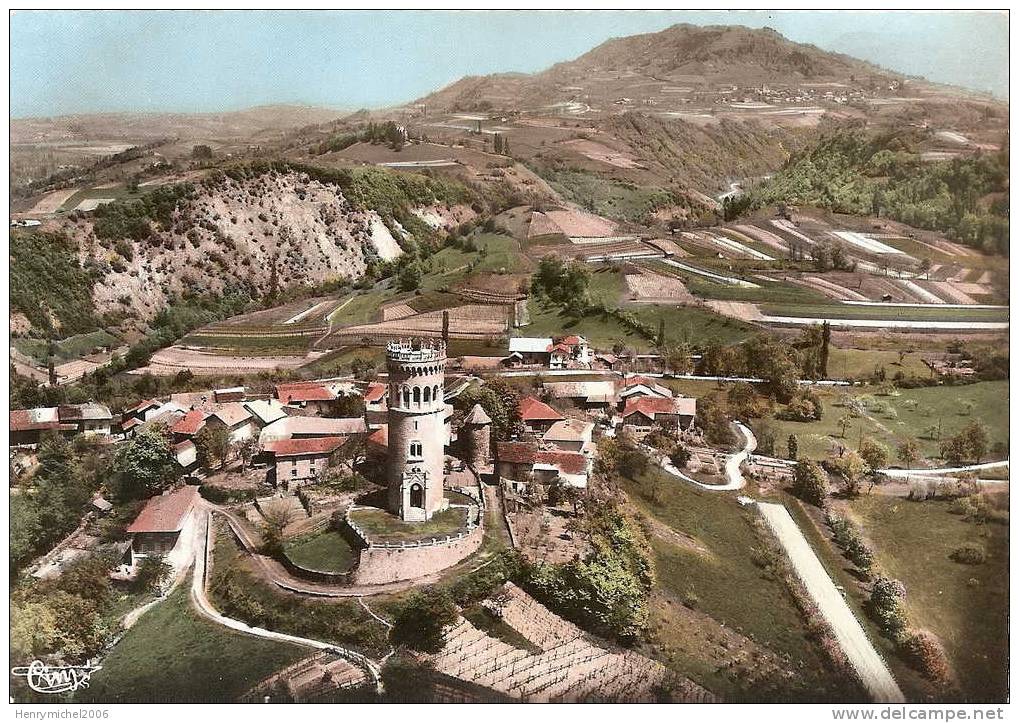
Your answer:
(669, 445), (691, 469)
(133, 555), (172, 593)
(787, 434), (799, 461)
(191, 144), (213, 160)
(455, 378), (522, 440)
(869, 576), (908, 641)
(663, 344), (692, 375)
(960, 420), (990, 463)
(397, 262), (422, 292)
(827, 450), (869, 497)
(108, 427), (178, 500)
(899, 629), (951, 684)
(792, 460), (830, 507)
(617, 448), (649, 480)
(820, 321), (831, 378)
(260, 500), (296, 558)
(858, 439), (890, 471)
(391, 589), (459, 653)
(838, 412), (854, 439)
(194, 425), (231, 470)
(897, 437), (921, 468)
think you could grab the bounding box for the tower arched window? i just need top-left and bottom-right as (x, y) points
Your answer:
(433, 384), (440, 402)
(423, 386), (431, 403)
(402, 386), (410, 406)
(413, 387), (421, 406)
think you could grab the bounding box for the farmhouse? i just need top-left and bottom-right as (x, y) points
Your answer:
(508, 337), (553, 366)
(543, 418), (595, 453)
(543, 380), (617, 410)
(57, 403), (113, 437)
(126, 486), (200, 575)
(10, 403), (113, 446)
(242, 398), (288, 428)
(263, 437), (348, 488)
(558, 335), (593, 366)
(617, 376), (673, 407)
(518, 396), (565, 434)
(274, 381), (338, 414)
(205, 403), (255, 444)
(170, 409), (207, 442)
(621, 397), (697, 436)
(213, 386), (247, 403)
(259, 416), (367, 445)
(495, 441), (590, 489)
(9, 408), (74, 447)
(173, 440), (199, 473)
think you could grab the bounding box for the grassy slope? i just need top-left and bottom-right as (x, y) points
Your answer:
(758, 380), (1009, 461)
(627, 303), (759, 347)
(848, 496), (1009, 702)
(621, 468), (837, 696)
(284, 530), (358, 573)
(80, 584), (306, 703)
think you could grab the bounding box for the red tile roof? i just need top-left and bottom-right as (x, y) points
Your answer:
(127, 486), (199, 534)
(495, 441), (539, 464)
(264, 436), (346, 457)
(535, 450), (588, 476)
(622, 397), (683, 420)
(171, 409), (206, 436)
(363, 382), (386, 403)
(275, 382), (336, 404)
(367, 426), (388, 449)
(495, 442), (587, 475)
(623, 375), (654, 388)
(560, 335), (585, 346)
(518, 396), (564, 422)
(9, 410), (60, 432)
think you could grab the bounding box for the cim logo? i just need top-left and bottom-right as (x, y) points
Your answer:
(11, 660), (101, 694)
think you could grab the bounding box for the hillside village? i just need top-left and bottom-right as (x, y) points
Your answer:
(8, 16), (1010, 709)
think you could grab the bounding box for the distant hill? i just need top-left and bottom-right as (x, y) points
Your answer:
(414, 24), (904, 112)
(11, 104), (347, 145)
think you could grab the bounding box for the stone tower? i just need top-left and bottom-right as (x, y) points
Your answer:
(462, 403), (492, 468)
(386, 339), (447, 521)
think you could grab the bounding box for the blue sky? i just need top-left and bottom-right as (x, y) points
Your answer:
(10, 10), (1008, 117)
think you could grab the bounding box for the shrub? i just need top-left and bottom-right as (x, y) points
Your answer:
(950, 543), (986, 565)
(792, 460), (830, 507)
(899, 629), (952, 684)
(391, 589), (459, 653)
(869, 576), (908, 641)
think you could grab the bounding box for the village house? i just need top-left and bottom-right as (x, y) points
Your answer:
(518, 396), (565, 434)
(508, 337), (553, 366)
(213, 386), (246, 403)
(258, 416), (367, 445)
(170, 409), (207, 442)
(274, 381), (339, 414)
(204, 403), (255, 445)
(543, 418), (595, 455)
(10, 403), (113, 446)
(10, 408), (74, 447)
(543, 380), (617, 410)
(242, 398), (288, 429)
(174, 440), (199, 475)
(617, 376), (673, 409)
(57, 403), (113, 437)
(495, 441), (590, 490)
(620, 397), (697, 437)
(363, 381), (388, 429)
(263, 437), (349, 488)
(558, 335), (592, 366)
(126, 486), (200, 576)
(122, 400), (187, 437)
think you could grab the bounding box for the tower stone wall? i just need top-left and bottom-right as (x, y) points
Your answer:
(385, 340), (447, 521)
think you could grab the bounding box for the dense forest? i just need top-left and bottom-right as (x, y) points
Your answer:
(742, 129), (1009, 254)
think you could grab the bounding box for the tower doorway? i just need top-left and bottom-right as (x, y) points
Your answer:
(410, 483), (424, 509)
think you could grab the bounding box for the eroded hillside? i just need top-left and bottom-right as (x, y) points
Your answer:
(13, 165), (476, 336)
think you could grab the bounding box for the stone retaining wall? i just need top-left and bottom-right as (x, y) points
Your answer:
(351, 522), (485, 585)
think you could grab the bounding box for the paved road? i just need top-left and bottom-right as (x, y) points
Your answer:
(657, 421), (756, 492)
(879, 460), (1009, 478)
(757, 502), (905, 703)
(189, 504), (384, 692)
